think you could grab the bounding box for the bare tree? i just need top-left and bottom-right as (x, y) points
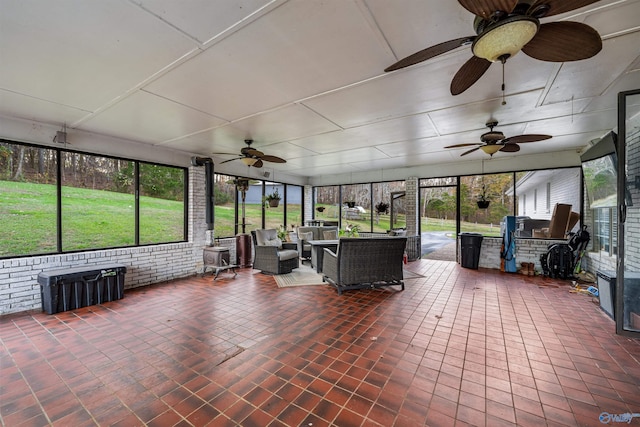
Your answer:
(12, 146), (25, 180)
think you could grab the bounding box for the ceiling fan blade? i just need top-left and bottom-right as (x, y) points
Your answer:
(461, 146), (481, 156)
(500, 143), (520, 153)
(385, 36), (476, 72)
(522, 22), (602, 62)
(528, 0), (600, 17)
(252, 159), (264, 168)
(219, 157), (240, 164)
(458, 0), (517, 20)
(444, 143), (482, 149)
(450, 56), (492, 95)
(502, 134), (552, 144)
(242, 148), (263, 157)
(259, 155), (286, 163)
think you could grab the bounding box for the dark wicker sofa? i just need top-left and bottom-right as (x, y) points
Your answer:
(322, 237), (407, 295)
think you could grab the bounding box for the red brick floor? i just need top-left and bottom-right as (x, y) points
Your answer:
(1, 260), (639, 426)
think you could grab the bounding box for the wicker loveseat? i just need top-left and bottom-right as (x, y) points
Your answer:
(251, 229), (299, 274)
(322, 237), (407, 295)
(296, 226), (339, 260)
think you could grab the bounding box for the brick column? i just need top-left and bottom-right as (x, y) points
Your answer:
(405, 176), (419, 236)
(304, 185), (313, 225)
(189, 165), (208, 271)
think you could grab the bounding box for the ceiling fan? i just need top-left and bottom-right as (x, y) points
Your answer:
(217, 140), (286, 168)
(444, 121), (552, 156)
(384, 0), (603, 95)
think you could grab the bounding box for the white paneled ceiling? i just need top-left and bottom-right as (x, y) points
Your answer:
(1, 0), (639, 183)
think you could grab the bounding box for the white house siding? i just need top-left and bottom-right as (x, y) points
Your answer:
(583, 125), (640, 276)
(517, 168), (581, 221)
(623, 124), (640, 271)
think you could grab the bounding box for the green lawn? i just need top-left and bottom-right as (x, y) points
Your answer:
(0, 180), (184, 257)
(1, 180), (502, 257)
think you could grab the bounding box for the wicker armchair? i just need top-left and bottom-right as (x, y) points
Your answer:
(296, 226), (338, 261)
(322, 237), (407, 295)
(251, 229), (299, 275)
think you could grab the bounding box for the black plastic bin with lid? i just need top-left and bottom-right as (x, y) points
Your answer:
(459, 233), (483, 269)
(38, 264), (126, 314)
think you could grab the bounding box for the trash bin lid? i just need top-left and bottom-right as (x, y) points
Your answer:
(458, 232), (483, 236)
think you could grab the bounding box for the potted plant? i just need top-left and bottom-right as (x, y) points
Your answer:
(339, 223), (360, 237)
(477, 185), (490, 209)
(264, 188), (281, 208)
(276, 225), (287, 241)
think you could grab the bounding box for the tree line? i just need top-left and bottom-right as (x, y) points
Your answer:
(0, 142), (184, 201)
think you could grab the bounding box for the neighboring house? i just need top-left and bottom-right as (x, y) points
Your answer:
(509, 168), (582, 221)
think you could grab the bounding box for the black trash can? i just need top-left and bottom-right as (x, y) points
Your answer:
(459, 233), (483, 269)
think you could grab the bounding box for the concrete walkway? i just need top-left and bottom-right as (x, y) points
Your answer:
(422, 240), (457, 261)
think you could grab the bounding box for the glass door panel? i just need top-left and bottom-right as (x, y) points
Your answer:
(420, 183), (457, 261)
(617, 89), (640, 336)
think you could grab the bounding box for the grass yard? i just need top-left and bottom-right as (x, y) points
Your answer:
(0, 180), (184, 257)
(1, 180), (502, 257)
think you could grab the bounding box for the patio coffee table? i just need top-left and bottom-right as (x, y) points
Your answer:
(309, 239), (339, 273)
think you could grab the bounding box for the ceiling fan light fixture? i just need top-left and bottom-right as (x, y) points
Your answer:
(472, 16), (538, 62)
(480, 144), (502, 155)
(241, 157), (257, 166)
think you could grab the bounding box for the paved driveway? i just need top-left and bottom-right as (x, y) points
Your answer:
(421, 231), (456, 260)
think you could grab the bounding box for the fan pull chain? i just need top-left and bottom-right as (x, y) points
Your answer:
(501, 59), (506, 105)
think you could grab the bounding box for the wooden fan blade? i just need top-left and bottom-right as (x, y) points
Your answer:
(522, 22), (601, 62)
(499, 143), (520, 153)
(385, 36), (476, 72)
(528, 0), (600, 17)
(502, 134), (552, 144)
(259, 155), (286, 164)
(450, 56), (492, 95)
(444, 143), (482, 149)
(219, 157), (240, 164)
(252, 159), (263, 168)
(461, 146), (481, 156)
(458, 0), (517, 20)
(243, 148), (263, 157)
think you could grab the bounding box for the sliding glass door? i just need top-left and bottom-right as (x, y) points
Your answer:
(617, 89), (640, 336)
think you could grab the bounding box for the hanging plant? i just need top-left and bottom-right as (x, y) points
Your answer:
(477, 184), (490, 209)
(263, 188), (281, 208)
(375, 201), (389, 214)
(477, 160), (490, 209)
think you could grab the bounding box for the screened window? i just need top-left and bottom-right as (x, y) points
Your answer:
(286, 185), (303, 231)
(213, 174), (236, 238)
(0, 142), (57, 257)
(593, 207), (617, 255)
(62, 153), (135, 251)
(373, 181), (403, 233)
(342, 183), (371, 232)
(314, 186), (339, 223)
(139, 163), (185, 244)
(264, 182), (283, 230)
(460, 172), (514, 237)
(0, 140), (186, 258)
(546, 182), (551, 212)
